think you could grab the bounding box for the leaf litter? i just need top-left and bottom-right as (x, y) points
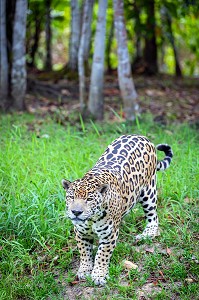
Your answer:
(26, 75), (199, 126)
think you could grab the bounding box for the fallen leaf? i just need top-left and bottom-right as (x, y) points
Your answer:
(52, 255), (59, 265)
(145, 247), (154, 254)
(123, 260), (138, 270)
(158, 270), (166, 281)
(61, 246), (70, 251)
(70, 279), (86, 285)
(166, 247), (172, 256)
(185, 278), (194, 283)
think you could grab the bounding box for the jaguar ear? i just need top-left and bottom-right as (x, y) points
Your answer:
(62, 179), (71, 191)
(98, 184), (109, 195)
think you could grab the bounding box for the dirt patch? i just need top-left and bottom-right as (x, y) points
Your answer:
(62, 285), (104, 300)
(137, 282), (162, 300)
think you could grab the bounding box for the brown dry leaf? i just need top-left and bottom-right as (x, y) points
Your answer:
(61, 246), (70, 251)
(70, 279), (86, 285)
(158, 270), (166, 281)
(123, 260), (138, 270)
(166, 247), (172, 256)
(159, 270), (164, 277)
(145, 247), (154, 254)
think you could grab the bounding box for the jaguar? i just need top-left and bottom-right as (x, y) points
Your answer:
(62, 135), (173, 285)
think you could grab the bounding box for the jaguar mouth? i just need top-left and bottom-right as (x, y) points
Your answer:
(71, 217), (87, 224)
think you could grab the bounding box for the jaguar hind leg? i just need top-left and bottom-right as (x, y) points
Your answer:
(136, 175), (160, 240)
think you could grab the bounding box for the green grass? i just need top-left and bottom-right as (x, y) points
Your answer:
(0, 113), (198, 299)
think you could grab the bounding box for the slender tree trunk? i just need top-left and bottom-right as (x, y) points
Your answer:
(83, 0), (93, 62)
(11, 0), (27, 110)
(106, 16), (114, 73)
(173, 43), (182, 77)
(113, 0), (139, 121)
(144, 0), (158, 75)
(45, 0), (52, 71)
(134, 1), (142, 60)
(78, 0), (94, 111)
(0, 0), (9, 108)
(88, 0), (108, 120)
(161, 7), (182, 77)
(69, 0), (81, 71)
(132, 1), (142, 71)
(29, 12), (42, 68)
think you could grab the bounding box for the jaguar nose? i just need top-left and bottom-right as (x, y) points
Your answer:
(71, 209), (83, 217)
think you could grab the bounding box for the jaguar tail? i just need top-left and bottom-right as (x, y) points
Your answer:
(156, 144), (173, 171)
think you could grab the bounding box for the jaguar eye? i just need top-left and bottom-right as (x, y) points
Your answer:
(86, 198), (93, 202)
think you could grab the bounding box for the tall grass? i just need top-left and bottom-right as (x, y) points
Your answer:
(0, 113), (198, 299)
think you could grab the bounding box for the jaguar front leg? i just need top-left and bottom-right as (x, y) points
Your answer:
(75, 229), (94, 280)
(91, 229), (119, 286)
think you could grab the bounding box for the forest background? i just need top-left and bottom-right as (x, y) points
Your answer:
(0, 0), (199, 122)
(0, 0), (199, 299)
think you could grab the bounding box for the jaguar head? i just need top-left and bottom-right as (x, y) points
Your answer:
(62, 178), (109, 225)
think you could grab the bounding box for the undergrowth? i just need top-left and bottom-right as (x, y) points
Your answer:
(0, 113), (198, 299)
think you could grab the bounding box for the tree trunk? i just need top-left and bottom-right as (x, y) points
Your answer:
(161, 7), (182, 77)
(69, 0), (81, 71)
(11, 0), (27, 110)
(6, 0), (16, 65)
(29, 12), (42, 68)
(113, 0), (139, 121)
(132, 1), (143, 72)
(144, 0), (158, 75)
(78, 0), (94, 111)
(83, 0), (93, 62)
(88, 0), (108, 120)
(106, 16), (114, 73)
(0, 0), (9, 109)
(45, 0), (52, 71)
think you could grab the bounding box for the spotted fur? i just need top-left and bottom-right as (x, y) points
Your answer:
(62, 135), (173, 285)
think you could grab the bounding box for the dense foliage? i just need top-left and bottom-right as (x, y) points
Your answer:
(26, 0), (199, 76)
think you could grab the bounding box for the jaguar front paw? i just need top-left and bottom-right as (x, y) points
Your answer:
(77, 265), (93, 280)
(91, 269), (108, 286)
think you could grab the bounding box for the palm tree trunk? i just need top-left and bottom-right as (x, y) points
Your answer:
(113, 0), (139, 121)
(11, 0), (27, 110)
(88, 0), (108, 120)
